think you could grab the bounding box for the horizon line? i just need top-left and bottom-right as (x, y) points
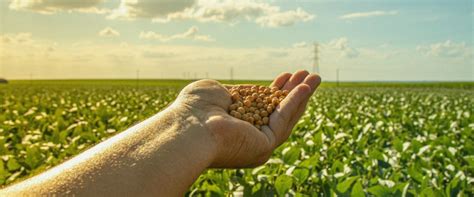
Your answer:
(2, 78), (474, 83)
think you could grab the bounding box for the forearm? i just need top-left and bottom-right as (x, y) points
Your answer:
(2, 104), (216, 196)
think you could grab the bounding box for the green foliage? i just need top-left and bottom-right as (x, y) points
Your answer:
(275, 175), (293, 196)
(190, 86), (473, 196)
(0, 83), (176, 185)
(336, 176), (358, 193)
(351, 180), (365, 197)
(1, 81), (473, 196)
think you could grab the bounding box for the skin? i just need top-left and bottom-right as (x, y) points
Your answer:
(1, 70), (321, 196)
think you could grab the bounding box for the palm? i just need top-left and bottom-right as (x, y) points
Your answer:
(179, 71), (321, 168)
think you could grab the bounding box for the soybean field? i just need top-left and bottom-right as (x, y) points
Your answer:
(0, 80), (473, 196)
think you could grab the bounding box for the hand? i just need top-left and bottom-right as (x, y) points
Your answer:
(175, 70), (321, 168)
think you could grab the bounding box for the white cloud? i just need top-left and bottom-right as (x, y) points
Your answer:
(139, 26), (214, 42)
(255, 8), (314, 27)
(0, 32), (313, 79)
(292, 42), (308, 48)
(109, 0), (196, 19)
(109, 0), (315, 27)
(0, 32), (58, 61)
(417, 40), (472, 58)
(325, 37), (359, 58)
(340, 10), (398, 20)
(152, 1), (274, 23)
(9, 0), (109, 14)
(98, 27), (120, 37)
(2, 33), (473, 81)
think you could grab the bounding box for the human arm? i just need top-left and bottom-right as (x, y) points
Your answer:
(1, 70), (321, 196)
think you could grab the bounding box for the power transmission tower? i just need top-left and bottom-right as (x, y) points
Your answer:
(313, 42), (320, 73)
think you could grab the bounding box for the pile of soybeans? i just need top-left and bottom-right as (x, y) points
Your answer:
(227, 85), (288, 130)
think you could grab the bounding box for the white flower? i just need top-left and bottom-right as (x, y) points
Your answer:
(378, 179), (395, 188)
(446, 164), (455, 171)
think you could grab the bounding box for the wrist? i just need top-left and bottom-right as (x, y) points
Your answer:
(165, 102), (219, 166)
(119, 104), (219, 195)
(167, 104), (218, 164)
(153, 102), (218, 167)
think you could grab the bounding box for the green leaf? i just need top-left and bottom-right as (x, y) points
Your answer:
(336, 176), (359, 193)
(411, 140), (422, 153)
(420, 187), (435, 197)
(295, 192), (309, 197)
(0, 160), (10, 184)
(313, 131), (323, 148)
(464, 155), (474, 167)
(282, 147), (301, 164)
(367, 185), (391, 197)
(275, 175), (293, 196)
(407, 165), (424, 183)
(446, 177), (461, 197)
(206, 184), (223, 195)
(351, 180), (365, 197)
(393, 138), (403, 152)
(369, 149), (384, 160)
(250, 183), (263, 196)
(0, 160), (5, 172)
(331, 160), (344, 173)
(393, 182), (409, 196)
(7, 159), (21, 171)
(299, 154), (319, 169)
(25, 146), (43, 169)
(293, 168), (309, 185)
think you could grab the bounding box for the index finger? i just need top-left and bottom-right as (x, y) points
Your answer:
(270, 72), (292, 89)
(269, 84), (312, 146)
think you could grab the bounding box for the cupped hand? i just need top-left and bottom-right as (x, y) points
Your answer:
(175, 70), (321, 168)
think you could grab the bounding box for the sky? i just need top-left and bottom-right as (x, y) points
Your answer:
(0, 0), (473, 81)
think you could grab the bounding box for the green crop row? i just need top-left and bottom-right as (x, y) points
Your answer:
(0, 83), (472, 196)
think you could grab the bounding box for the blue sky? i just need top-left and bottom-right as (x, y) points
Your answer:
(0, 0), (472, 81)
